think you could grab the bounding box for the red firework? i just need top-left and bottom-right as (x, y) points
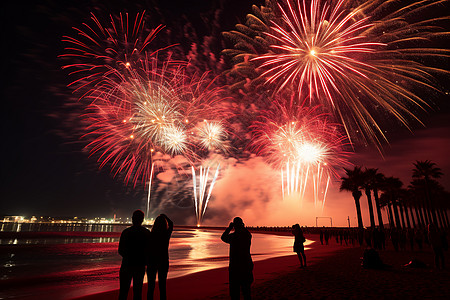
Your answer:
(82, 58), (230, 186)
(251, 94), (350, 176)
(224, 0), (449, 150)
(60, 11), (167, 98)
(250, 94), (351, 207)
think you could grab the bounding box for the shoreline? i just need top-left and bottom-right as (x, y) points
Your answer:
(72, 233), (344, 300)
(72, 230), (450, 300)
(3, 228), (448, 299)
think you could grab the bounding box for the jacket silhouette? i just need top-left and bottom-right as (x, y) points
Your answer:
(221, 217), (253, 300)
(118, 210), (151, 300)
(147, 214), (173, 300)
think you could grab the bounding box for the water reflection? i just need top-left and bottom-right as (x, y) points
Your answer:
(166, 229), (297, 279)
(0, 222), (127, 233)
(0, 228), (306, 299)
(0, 237), (120, 245)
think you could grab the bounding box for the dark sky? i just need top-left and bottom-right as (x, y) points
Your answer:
(1, 0), (257, 219)
(1, 0), (449, 225)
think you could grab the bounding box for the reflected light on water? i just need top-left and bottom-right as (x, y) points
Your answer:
(0, 228), (309, 299)
(165, 229), (299, 279)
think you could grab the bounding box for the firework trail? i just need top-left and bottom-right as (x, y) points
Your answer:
(146, 162), (155, 219)
(62, 13), (230, 220)
(80, 64), (229, 221)
(251, 95), (350, 208)
(224, 0), (449, 149)
(192, 164), (220, 226)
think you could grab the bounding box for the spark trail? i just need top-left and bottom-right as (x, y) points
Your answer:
(192, 164), (220, 226)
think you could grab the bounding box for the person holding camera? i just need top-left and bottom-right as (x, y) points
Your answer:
(221, 217), (254, 300)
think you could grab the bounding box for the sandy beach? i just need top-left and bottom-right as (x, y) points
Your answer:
(73, 231), (450, 300)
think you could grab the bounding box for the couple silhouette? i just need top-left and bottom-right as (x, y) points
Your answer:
(119, 212), (254, 300)
(118, 210), (173, 300)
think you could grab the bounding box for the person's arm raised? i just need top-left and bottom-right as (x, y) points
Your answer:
(221, 222), (234, 244)
(162, 214), (173, 236)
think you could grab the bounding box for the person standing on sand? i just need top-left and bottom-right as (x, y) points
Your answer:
(292, 224), (307, 267)
(221, 217), (254, 300)
(147, 214), (173, 300)
(118, 210), (151, 300)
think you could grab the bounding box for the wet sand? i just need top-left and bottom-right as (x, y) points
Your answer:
(74, 232), (449, 300)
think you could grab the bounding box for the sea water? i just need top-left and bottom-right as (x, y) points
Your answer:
(0, 224), (298, 299)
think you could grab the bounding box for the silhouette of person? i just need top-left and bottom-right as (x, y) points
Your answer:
(118, 210), (151, 300)
(221, 217), (254, 300)
(147, 214), (173, 300)
(319, 228), (324, 245)
(292, 224), (307, 267)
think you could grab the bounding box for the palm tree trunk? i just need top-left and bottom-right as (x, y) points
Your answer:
(442, 208), (450, 228)
(421, 199), (430, 225)
(403, 204), (411, 229)
(384, 207), (391, 228)
(398, 203), (407, 229)
(387, 203), (395, 229)
(439, 208), (448, 229)
(436, 207), (445, 229)
(409, 206), (416, 228)
(424, 179), (439, 226)
(373, 188), (384, 229)
(430, 204), (439, 227)
(444, 209), (450, 228)
(441, 209), (447, 228)
(414, 206), (423, 228)
(392, 201), (402, 229)
(365, 188), (376, 228)
(353, 191), (364, 229)
(440, 209), (448, 228)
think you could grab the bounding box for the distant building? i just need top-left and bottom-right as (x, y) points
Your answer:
(2, 216), (25, 223)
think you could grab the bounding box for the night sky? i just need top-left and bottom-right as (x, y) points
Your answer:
(1, 0), (449, 226)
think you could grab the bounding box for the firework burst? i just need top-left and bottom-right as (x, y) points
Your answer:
(251, 95), (350, 208)
(60, 11), (169, 98)
(224, 0), (449, 149)
(81, 58), (229, 184)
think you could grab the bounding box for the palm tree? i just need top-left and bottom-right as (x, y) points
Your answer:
(438, 191), (450, 228)
(362, 168), (385, 229)
(380, 176), (403, 229)
(412, 160), (443, 226)
(372, 171), (386, 229)
(425, 179), (448, 228)
(379, 192), (395, 228)
(410, 179), (431, 226)
(361, 168), (377, 228)
(398, 189), (411, 229)
(340, 166), (365, 229)
(408, 186), (424, 228)
(404, 188), (417, 228)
